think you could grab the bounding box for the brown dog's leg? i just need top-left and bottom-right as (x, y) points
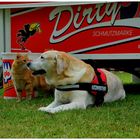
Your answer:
(16, 90), (22, 102)
(26, 90), (33, 100)
(25, 82), (33, 100)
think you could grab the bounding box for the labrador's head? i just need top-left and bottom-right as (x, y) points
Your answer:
(27, 50), (69, 75)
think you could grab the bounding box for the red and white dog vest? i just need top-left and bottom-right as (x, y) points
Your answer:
(91, 69), (107, 96)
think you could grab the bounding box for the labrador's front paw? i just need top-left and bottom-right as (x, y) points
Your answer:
(38, 107), (55, 113)
(38, 107), (47, 112)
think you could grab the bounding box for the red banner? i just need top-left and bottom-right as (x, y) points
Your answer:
(11, 2), (140, 54)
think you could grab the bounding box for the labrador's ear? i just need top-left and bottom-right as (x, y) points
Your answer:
(56, 53), (68, 75)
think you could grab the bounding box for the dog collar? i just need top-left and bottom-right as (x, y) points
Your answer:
(91, 69), (107, 95)
(56, 83), (108, 93)
(56, 68), (108, 107)
(56, 69), (108, 94)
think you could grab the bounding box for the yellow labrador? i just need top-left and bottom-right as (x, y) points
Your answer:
(27, 50), (125, 113)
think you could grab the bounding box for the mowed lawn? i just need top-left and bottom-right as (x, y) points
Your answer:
(0, 72), (140, 138)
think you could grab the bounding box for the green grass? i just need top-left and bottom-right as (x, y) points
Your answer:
(0, 72), (140, 138)
(113, 71), (132, 84)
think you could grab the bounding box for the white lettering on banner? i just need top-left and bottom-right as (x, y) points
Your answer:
(49, 3), (121, 43)
(49, 3), (140, 44)
(93, 30), (133, 37)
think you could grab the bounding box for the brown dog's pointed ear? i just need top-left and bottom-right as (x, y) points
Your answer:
(24, 54), (29, 60)
(24, 54), (28, 57)
(56, 53), (68, 75)
(16, 53), (21, 59)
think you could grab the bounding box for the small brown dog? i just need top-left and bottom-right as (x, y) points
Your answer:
(11, 53), (52, 102)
